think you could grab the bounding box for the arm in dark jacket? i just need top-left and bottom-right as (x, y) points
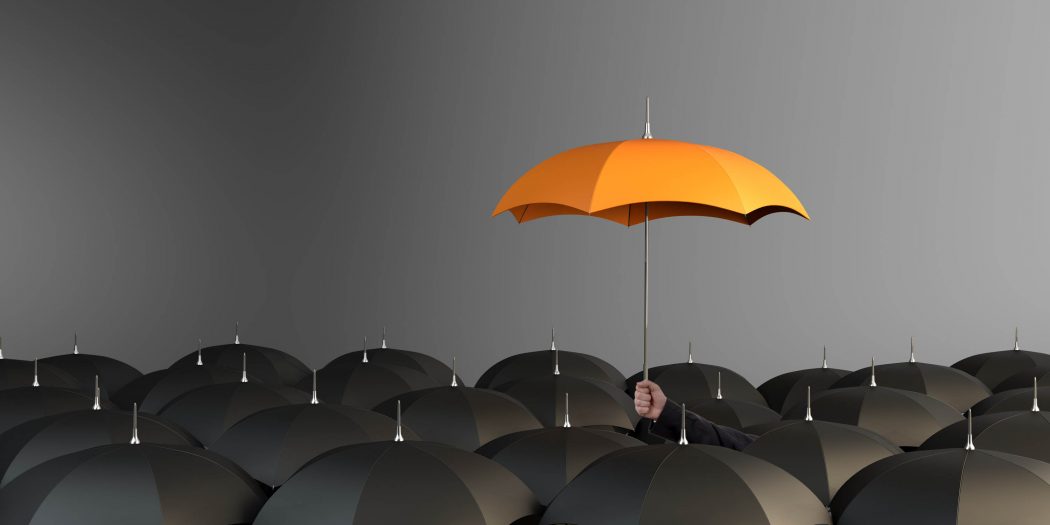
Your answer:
(645, 400), (756, 451)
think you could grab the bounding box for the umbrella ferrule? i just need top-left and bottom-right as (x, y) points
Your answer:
(450, 357), (458, 387)
(1015, 327), (1021, 351)
(563, 392), (571, 428)
(687, 341), (693, 364)
(240, 353), (248, 383)
(909, 337), (916, 363)
(804, 386), (813, 422)
(642, 97), (653, 139)
(677, 403), (688, 445)
(821, 345), (827, 369)
(715, 372), (723, 400)
(92, 375), (102, 411)
(73, 332), (79, 355)
(550, 328), (556, 351)
(964, 409), (975, 451)
(394, 400), (405, 442)
(310, 369), (319, 404)
(1034, 377), (1041, 412)
(0, 335), (4, 359)
(196, 338), (204, 366)
(234, 322), (239, 345)
(869, 357), (877, 387)
(130, 403), (141, 445)
(381, 326), (387, 349)
(553, 345), (560, 375)
(32, 359), (39, 387)
(362, 336), (369, 363)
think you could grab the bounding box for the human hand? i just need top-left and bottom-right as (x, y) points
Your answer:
(634, 379), (667, 420)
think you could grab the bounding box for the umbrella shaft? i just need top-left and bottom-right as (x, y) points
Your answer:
(643, 203), (649, 381)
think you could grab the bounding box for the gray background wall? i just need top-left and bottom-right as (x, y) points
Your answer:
(1, 0), (1048, 385)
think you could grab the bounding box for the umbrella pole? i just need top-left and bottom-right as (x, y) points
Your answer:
(643, 203), (649, 381)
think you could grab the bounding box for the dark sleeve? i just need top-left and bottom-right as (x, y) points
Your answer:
(646, 400), (756, 451)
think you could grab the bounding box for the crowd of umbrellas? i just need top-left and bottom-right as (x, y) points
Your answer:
(0, 328), (1050, 524)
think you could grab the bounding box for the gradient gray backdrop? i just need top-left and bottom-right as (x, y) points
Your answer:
(1, 1), (1048, 385)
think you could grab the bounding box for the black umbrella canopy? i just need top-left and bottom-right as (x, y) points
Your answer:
(211, 402), (419, 488)
(830, 447), (1050, 524)
(951, 329), (1050, 390)
(782, 380), (962, 448)
(994, 365), (1050, 392)
(0, 359), (80, 392)
(971, 385), (1050, 415)
(744, 417), (902, 505)
(758, 348), (854, 413)
(680, 396), (780, 430)
(39, 345), (142, 397)
(624, 343), (767, 407)
(495, 373), (639, 431)
(158, 382), (307, 446)
(111, 365), (246, 413)
(305, 360), (438, 409)
(254, 440), (541, 525)
(540, 443), (830, 525)
(0, 443), (266, 525)
(0, 386), (114, 435)
(476, 330), (626, 389)
(322, 332), (458, 384)
(922, 410), (1050, 463)
(171, 342), (309, 386)
(0, 408), (195, 486)
(477, 425), (644, 505)
(373, 385), (542, 450)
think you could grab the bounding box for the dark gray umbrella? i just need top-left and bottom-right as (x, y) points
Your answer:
(540, 441), (830, 525)
(757, 347), (854, 412)
(677, 372), (780, 429)
(476, 330), (626, 389)
(831, 412), (1050, 524)
(112, 364), (246, 412)
(373, 375), (542, 450)
(993, 365), (1050, 392)
(158, 381), (307, 445)
(305, 359), (438, 409)
(832, 340), (990, 411)
(951, 329), (1050, 390)
(495, 370), (638, 431)
(477, 395), (644, 505)
(0, 358), (80, 392)
(171, 339), (309, 386)
(744, 388), (902, 504)
(0, 385), (114, 435)
(971, 385), (1050, 415)
(211, 393), (420, 487)
(624, 343), (767, 406)
(783, 360), (963, 448)
(253, 432), (540, 524)
(0, 441), (266, 525)
(0, 407), (195, 486)
(39, 336), (142, 396)
(322, 332), (458, 384)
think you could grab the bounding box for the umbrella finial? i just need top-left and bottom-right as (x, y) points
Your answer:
(677, 403), (689, 445)
(869, 357), (877, 387)
(32, 359), (39, 387)
(196, 338), (204, 366)
(73, 332), (78, 355)
(240, 352), (248, 383)
(381, 326), (387, 349)
(234, 322), (239, 345)
(1034, 377), (1041, 412)
(1015, 327), (1020, 351)
(92, 375), (102, 411)
(450, 356), (458, 387)
(563, 392), (571, 428)
(821, 345), (827, 369)
(716, 371), (723, 400)
(553, 343), (561, 375)
(964, 408), (975, 451)
(130, 403), (141, 445)
(909, 337), (916, 363)
(310, 369), (319, 404)
(550, 328), (556, 351)
(393, 399), (405, 442)
(0, 335), (4, 360)
(687, 341), (693, 364)
(642, 97), (653, 139)
(804, 385), (813, 421)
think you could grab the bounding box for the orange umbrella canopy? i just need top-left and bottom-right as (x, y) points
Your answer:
(492, 138), (809, 225)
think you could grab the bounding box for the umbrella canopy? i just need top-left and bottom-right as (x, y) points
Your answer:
(830, 447), (1050, 524)
(476, 331), (626, 389)
(951, 329), (1050, 390)
(993, 366), (1050, 392)
(171, 343), (309, 386)
(495, 373), (638, 430)
(477, 425), (644, 505)
(625, 344), (767, 406)
(0, 386), (113, 435)
(40, 351), (142, 397)
(304, 361), (438, 409)
(253, 440), (540, 525)
(540, 443), (829, 525)
(921, 384), (1050, 462)
(158, 382), (307, 446)
(758, 347), (850, 412)
(831, 341), (990, 411)
(0, 443), (266, 525)
(971, 386), (1050, 415)
(493, 99), (808, 380)
(0, 409), (195, 486)
(111, 365), (246, 412)
(782, 380), (962, 448)
(322, 332), (457, 384)
(744, 419), (902, 504)
(373, 386), (542, 450)
(0, 359), (80, 392)
(211, 402), (419, 488)
(678, 396), (780, 430)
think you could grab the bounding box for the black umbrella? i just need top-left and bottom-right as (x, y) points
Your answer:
(322, 332), (458, 384)
(171, 336), (309, 386)
(540, 439), (830, 525)
(993, 365), (1050, 392)
(39, 335), (142, 396)
(624, 342), (767, 407)
(158, 381), (307, 445)
(0, 406), (195, 486)
(0, 441), (266, 524)
(477, 395), (644, 505)
(971, 385), (1050, 415)
(253, 424), (540, 525)
(831, 412), (1050, 524)
(211, 389), (420, 487)
(0, 357), (80, 392)
(674, 372), (780, 429)
(783, 360), (962, 448)
(757, 347), (851, 412)
(743, 388), (902, 504)
(112, 364), (247, 412)
(951, 329), (1050, 390)
(306, 359), (438, 409)
(0, 385), (114, 435)
(476, 330), (626, 389)
(495, 369), (638, 431)
(831, 340), (990, 411)
(373, 370), (542, 450)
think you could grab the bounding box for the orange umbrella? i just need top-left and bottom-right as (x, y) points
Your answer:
(493, 99), (809, 379)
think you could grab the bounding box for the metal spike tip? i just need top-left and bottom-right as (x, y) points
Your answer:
(562, 392), (571, 428)
(1034, 377), (1041, 413)
(964, 409), (975, 451)
(196, 338), (203, 366)
(92, 375), (102, 411)
(310, 369), (319, 404)
(362, 336), (369, 363)
(821, 345), (828, 369)
(0, 335), (4, 359)
(73, 332), (79, 355)
(32, 359), (39, 387)
(715, 371), (723, 400)
(130, 403), (141, 445)
(642, 97), (653, 139)
(677, 403), (689, 445)
(909, 337), (916, 363)
(553, 344), (561, 375)
(869, 357), (877, 387)
(381, 326), (387, 349)
(550, 328), (556, 351)
(234, 322), (239, 345)
(1014, 327), (1020, 351)
(240, 353), (248, 383)
(804, 386), (813, 421)
(687, 341), (693, 364)
(393, 400), (405, 442)
(450, 357), (458, 387)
